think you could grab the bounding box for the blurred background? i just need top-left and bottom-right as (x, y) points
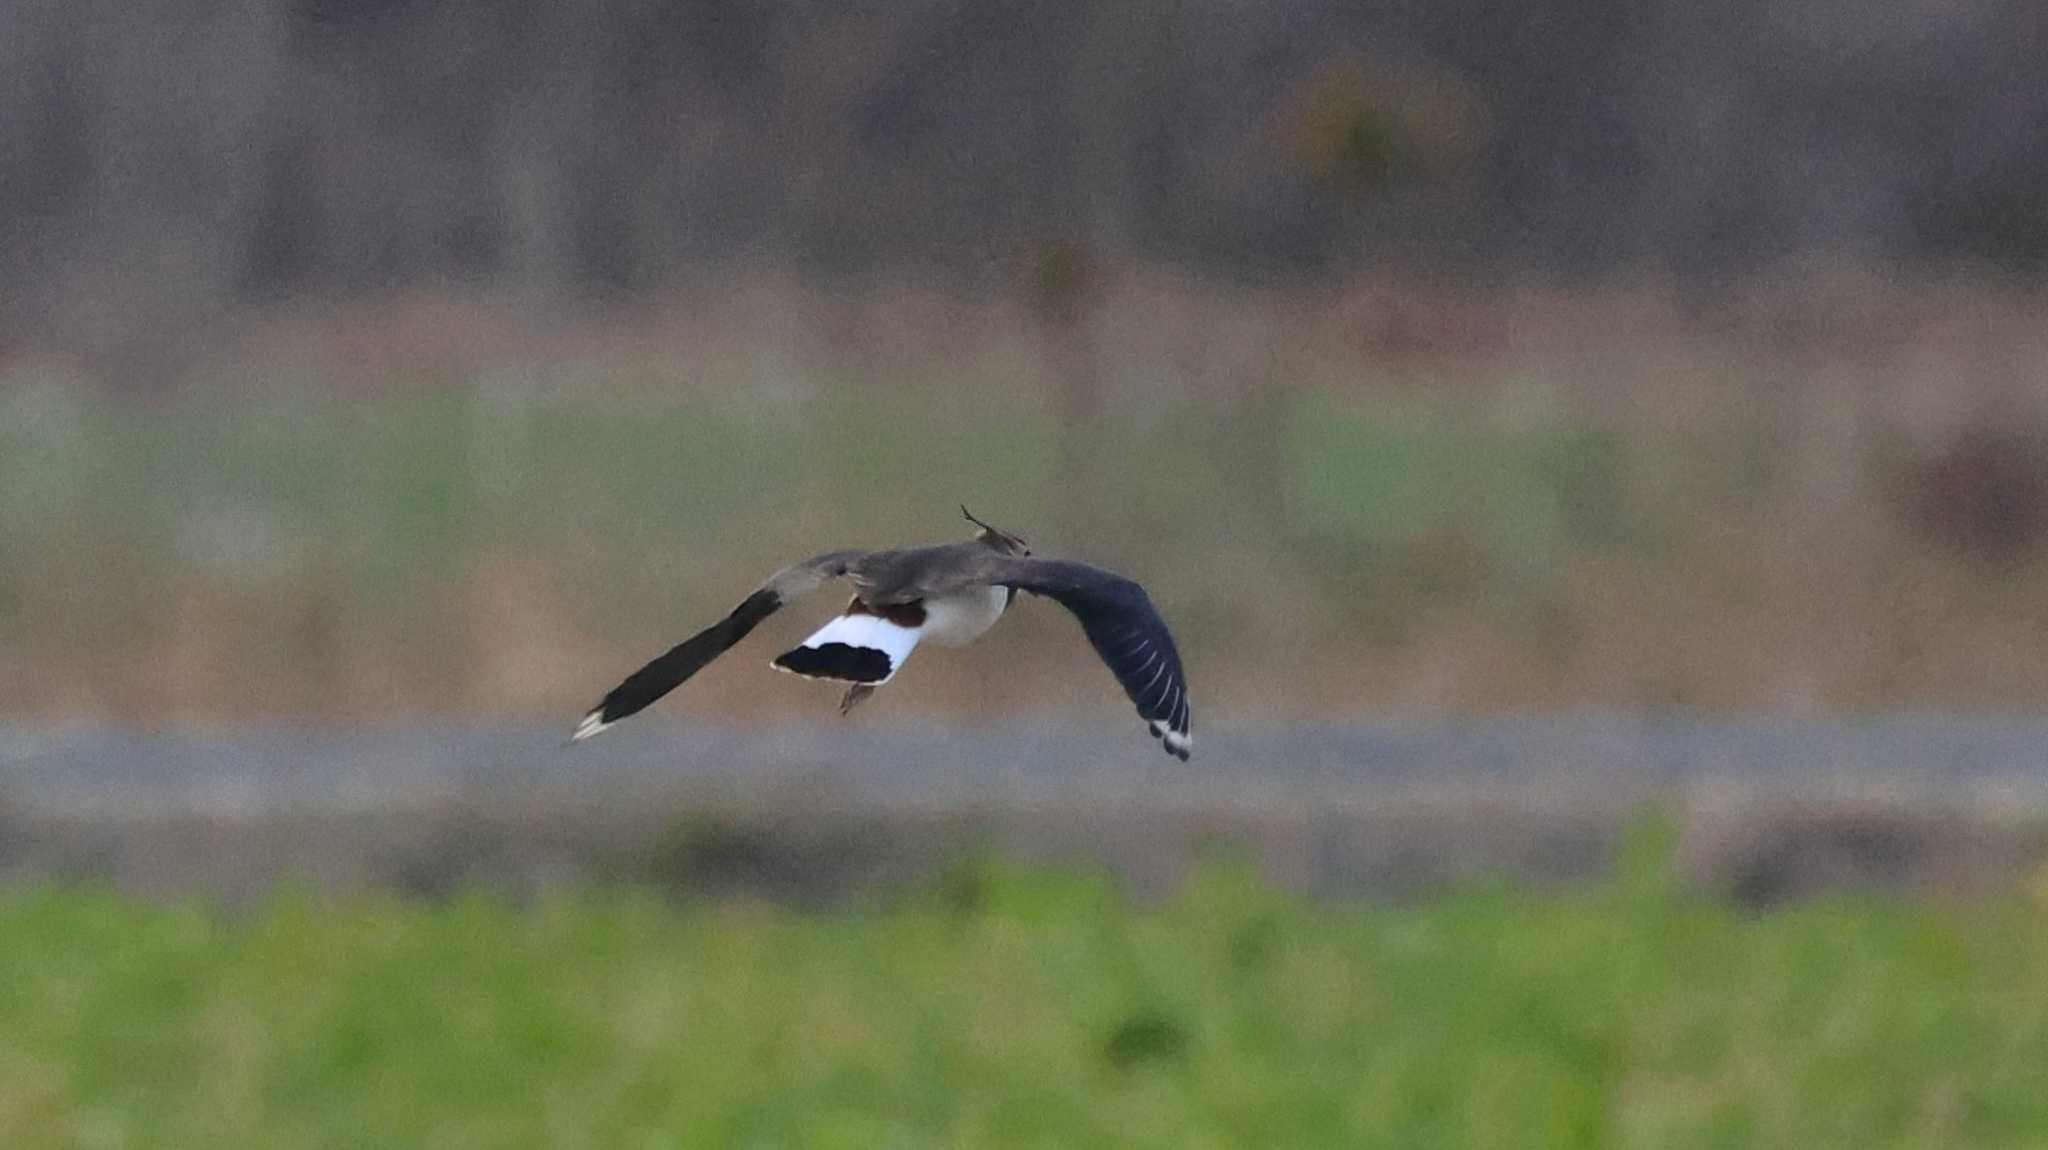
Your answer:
(6, 0), (2048, 1144)
(7, 0), (2048, 724)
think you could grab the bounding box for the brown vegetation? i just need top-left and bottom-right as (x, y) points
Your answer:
(7, 270), (2048, 724)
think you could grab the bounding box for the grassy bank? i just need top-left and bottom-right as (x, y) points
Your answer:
(1, 860), (2045, 1147)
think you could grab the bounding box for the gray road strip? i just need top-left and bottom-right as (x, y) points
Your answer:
(3, 716), (2046, 902)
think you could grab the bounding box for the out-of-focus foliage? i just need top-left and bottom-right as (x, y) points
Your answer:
(5, 0), (2048, 360)
(1, 863), (2046, 1147)
(7, 1), (2048, 723)
(10, 278), (2048, 722)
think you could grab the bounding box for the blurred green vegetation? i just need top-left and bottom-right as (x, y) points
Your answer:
(0, 862), (2045, 1147)
(0, 368), (1663, 718)
(7, 283), (2048, 720)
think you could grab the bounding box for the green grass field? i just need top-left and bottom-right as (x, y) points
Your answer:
(2, 856), (2045, 1149)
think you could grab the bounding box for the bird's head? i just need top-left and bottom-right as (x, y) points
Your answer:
(961, 505), (1030, 555)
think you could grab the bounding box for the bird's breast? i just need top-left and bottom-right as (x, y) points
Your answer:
(919, 586), (1010, 647)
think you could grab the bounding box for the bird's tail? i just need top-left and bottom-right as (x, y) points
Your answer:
(771, 605), (922, 685)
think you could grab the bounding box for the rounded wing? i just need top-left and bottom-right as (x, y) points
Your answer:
(989, 557), (1193, 760)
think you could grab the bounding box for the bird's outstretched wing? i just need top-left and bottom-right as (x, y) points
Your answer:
(571, 550), (864, 740)
(985, 557), (1193, 759)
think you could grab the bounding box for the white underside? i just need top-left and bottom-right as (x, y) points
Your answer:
(920, 586), (1009, 647)
(784, 612), (923, 683)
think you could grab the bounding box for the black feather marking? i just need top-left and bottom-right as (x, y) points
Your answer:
(772, 642), (893, 683)
(588, 587), (782, 725)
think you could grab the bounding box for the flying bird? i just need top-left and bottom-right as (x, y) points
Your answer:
(572, 508), (1192, 758)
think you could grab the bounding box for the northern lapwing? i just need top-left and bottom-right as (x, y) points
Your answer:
(573, 508), (1193, 758)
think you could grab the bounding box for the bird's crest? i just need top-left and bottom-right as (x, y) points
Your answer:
(961, 505), (1030, 555)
